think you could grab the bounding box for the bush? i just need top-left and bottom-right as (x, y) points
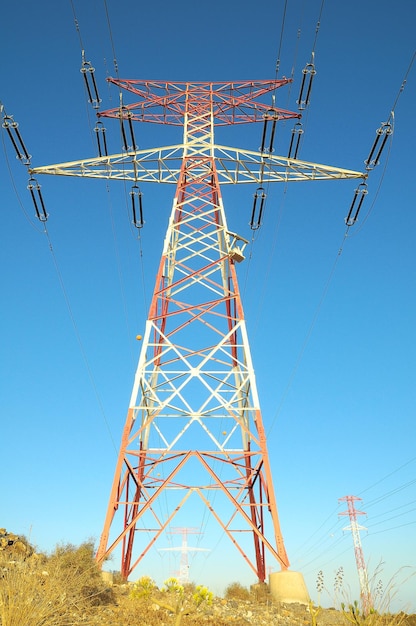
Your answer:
(46, 540), (115, 606)
(224, 581), (251, 600)
(0, 540), (114, 626)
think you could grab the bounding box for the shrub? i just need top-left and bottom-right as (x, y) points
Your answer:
(46, 540), (114, 606)
(224, 581), (251, 600)
(0, 540), (114, 626)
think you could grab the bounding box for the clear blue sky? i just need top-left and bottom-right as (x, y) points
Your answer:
(1, 0), (415, 611)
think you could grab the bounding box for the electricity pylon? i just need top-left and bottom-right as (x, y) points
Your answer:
(339, 495), (372, 614)
(159, 527), (209, 584)
(31, 79), (365, 581)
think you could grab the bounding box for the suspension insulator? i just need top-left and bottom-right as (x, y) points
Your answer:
(287, 122), (304, 159)
(127, 111), (137, 151)
(345, 182), (368, 226)
(2, 115), (31, 164)
(80, 59), (101, 108)
(250, 187), (266, 230)
(296, 61), (316, 110)
(120, 115), (128, 151)
(364, 121), (393, 170)
(130, 184), (144, 228)
(27, 178), (48, 222)
(260, 110), (279, 154)
(94, 120), (108, 157)
(119, 106), (138, 152)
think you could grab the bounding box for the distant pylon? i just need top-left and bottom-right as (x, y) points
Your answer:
(339, 495), (372, 614)
(158, 527), (209, 584)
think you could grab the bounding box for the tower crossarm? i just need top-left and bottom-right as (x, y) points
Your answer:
(30, 146), (366, 185)
(100, 78), (300, 125)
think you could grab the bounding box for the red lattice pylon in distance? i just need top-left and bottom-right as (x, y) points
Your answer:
(31, 79), (365, 581)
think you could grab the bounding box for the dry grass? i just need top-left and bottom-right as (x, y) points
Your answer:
(1, 543), (414, 626)
(224, 581), (251, 601)
(0, 541), (113, 626)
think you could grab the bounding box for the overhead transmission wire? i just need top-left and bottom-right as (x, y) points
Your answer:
(368, 505), (416, 530)
(1, 116), (118, 454)
(68, 1), (166, 550)
(292, 475), (416, 572)
(101, 0), (149, 318)
(102, 0), (174, 545)
(364, 477), (416, 511)
(292, 477), (416, 572)
(345, 49), (415, 236)
(269, 50), (414, 562)
(197, 5), (296, 556)
(291, 471), (416, 572)
(359, 455), (416, 498)
(246, 27), (414, 581)
(289, 503), (343, 561)
(43, 226), (119, 454)
(69, 1), (141, 375)
(101, 0), (171, 544)
(244, 0), (324, 324)
(290, 469), (416, 572)
(242, 0), (300, 297)
(73, 0), (148, 342)
(1, 126), (43, 234)
(368, 498), (416, 522)
(267, 48), (414, 437)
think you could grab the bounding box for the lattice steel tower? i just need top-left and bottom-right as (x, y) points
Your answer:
(31, 78), (364, 581)
(339, 495), (372, 614)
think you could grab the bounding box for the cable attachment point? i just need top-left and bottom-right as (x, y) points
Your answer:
(259, 109), (280, 154)
(27, 177), (48, 222)
(287, 122), (304, 159)
(364, 121), (393, 170)
(250, 187), (266, 230)
(94, 120), (108, 157)
(345, 182), (368, 226)
(2, 114), (31, 165)
(80, 55), (102, 109)
(297, 56), (316, 110)
(130, 184), (144, 228)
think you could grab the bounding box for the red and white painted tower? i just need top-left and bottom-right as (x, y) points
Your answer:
(31, 79), (364, 582)
(339, 495), (372, 614)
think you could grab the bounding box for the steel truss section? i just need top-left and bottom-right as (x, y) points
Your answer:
(30, 145), (365, 184)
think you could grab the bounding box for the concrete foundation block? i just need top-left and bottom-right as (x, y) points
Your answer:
(269, 570), (309, 604)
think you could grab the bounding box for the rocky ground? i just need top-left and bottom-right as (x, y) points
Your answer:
(85, 591), (416, 626)
(1, 532), (414, 626)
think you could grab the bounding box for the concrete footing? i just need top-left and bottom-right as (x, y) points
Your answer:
(101, 571), (114, 586)
(269, 570), (309, 604)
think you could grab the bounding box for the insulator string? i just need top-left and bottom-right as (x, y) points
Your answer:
(27, 178), (48, 222)
(1, 113), (31, 164)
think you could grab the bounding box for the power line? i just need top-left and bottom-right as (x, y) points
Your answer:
(369, 520), (416, 536)
(267, 226), (349, 436)
(358, 456), (416, 498)
(43, 226), (118, 454)
(103, 0), (120, 78)
(364, 478), (416, 510)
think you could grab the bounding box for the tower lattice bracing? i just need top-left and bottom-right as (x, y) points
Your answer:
(30, 79), (365, 582)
